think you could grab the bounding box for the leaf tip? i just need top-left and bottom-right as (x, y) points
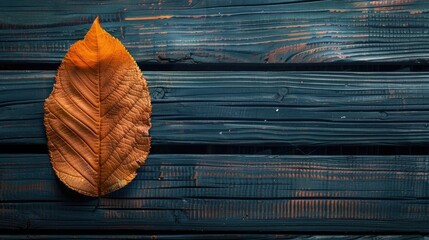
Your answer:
(94, 16), (100, 24)
(89, 16), (102, 33)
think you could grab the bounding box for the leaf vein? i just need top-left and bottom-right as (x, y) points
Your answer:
(46, 121), (97, 188)
(101, 93), (141, 141)
(63, 64), (98, 109)
(51, 94), (98, 138)
(48, 101), (98, 157)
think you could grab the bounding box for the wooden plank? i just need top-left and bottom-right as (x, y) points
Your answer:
(1, 235), (428, 240)
(1, 154), (429, 232)
(2, 0), (429, 63)
(2, 71), (429, 146)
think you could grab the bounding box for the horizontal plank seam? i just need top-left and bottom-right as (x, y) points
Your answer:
(2, 62), (429, 72)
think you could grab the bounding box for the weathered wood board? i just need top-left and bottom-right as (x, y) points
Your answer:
(1, 0), (429, 63)
(2, 235), (428, 240)
(1, 154), (429, 232)
(2, 71), (429, 146)
(2, 0), (429, 237)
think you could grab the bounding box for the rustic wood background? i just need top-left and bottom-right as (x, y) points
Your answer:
(1, 0), (429, 239)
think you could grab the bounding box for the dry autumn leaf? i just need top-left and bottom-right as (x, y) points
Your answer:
(44, 17), (152, 197)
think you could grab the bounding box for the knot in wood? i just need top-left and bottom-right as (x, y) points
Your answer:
(151, 87), (165, 100)
(276, 87), (289, 102)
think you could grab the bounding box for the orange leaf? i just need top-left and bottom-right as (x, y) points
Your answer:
(44, 17), (152, 197)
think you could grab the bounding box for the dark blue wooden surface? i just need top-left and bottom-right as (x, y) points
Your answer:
(1, 154), (429, 232)
(2, 235), (428, 240)
(1, 0), (429, 64)
(3, 71), (429, 146)
(1, 0), (429, 238)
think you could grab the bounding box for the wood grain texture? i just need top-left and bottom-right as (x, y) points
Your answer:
(1, 235), (428, 240)
(2, 71), (429, 146)
(2, 0), (429, 63)
(1, 154), (429, 231)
